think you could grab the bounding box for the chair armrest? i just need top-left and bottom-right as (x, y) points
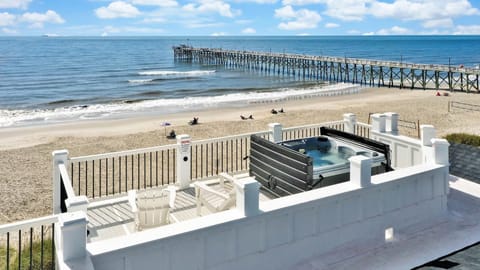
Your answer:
(164, 186), (177, 208)
(194, 182), (229, 200)
(128, 190), (138, 213)
(219, 172), (236, 187)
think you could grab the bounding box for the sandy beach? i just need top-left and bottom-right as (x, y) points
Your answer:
(1, 86), (480, 224)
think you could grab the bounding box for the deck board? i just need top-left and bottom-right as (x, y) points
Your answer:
(86, 176), (273, 242)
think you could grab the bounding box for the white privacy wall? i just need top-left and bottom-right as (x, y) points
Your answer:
(371, 131), (423, 168)
(88, 164), (449, 270)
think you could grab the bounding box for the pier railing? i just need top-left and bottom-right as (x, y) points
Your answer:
(0, 216), (57, 270)
(173, 46), (480, 92)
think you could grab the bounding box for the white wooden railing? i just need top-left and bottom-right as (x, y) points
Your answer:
(63, 118), (370, 200)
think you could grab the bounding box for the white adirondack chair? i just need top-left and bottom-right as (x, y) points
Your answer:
(128, 186), (177, 231)
(194, 172), (237, 216)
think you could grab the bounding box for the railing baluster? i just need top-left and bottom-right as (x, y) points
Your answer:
(106, 158), (109, 196)
(29, 227), (33, 269)
(119, 156), (122, 193)
(77, 162), (80, 196)
(137, 154), (140, 189)
(6, 232), (9, 270)
(125, 155), (128, 192)
(85, 161), (88, 197)
(92, 160), (95, 198)
(200, 144), (203, 178)
(51, 223), (55, 270)
(167, 149), (170, 184)
(236, 139), (239, 172)
(143, 153), (146, 189)
(41, 225), (44, 270)
(17, 230), (21, 270)
(155, 151), (158, 186)
(162, 151), (165, 185)
(194, 145), (197, 179)
(204, 143), (208, 177)
(150, 152), (152, 188)
(225, 140), (228, 172)
(168, 149), (177, 184)
(230, 139), (234, 172)
(70, 164), (73, 187)
(112, 157), (115, 194)
(216, 142), (219, 175)
(131, 155), (134, 190)
(99, 159), (102, 197)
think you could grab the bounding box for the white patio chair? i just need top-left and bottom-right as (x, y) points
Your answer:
(128, 186), (177, 231)
(194, 172), (238, 216)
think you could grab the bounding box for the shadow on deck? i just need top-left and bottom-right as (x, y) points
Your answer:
(87, 175), (273, 242)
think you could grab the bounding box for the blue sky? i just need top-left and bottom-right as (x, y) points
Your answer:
(1, 0), (480, 36)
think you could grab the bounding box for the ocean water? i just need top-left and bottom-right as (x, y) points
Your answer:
(1, 36), (479, 127)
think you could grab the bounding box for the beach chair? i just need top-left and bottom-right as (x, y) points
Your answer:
(194, 173), (237, 216)
(128, 186), (177, 231)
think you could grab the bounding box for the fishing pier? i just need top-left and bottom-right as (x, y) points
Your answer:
(173, 45), (480, 92)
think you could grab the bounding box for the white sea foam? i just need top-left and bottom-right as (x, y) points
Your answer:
(128, 79), (155, 84)
(0, 83), (361, 127)
(138, 70), (216, 76)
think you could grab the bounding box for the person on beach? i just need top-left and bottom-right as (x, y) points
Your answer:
(166, 130), (176, 139)
(189, 117), (199, 125)
(240, 115), (254, 120)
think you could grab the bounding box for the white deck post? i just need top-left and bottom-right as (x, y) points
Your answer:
(59, 211), (88, 261)
(176, 134), (191, 189)
(66, 196), (89, 214)
(421, 125), (436, 147)
(421, 125), (436, 164)
(268, 123), (283, 143)
(370, 114), (386, 133)
(235, 177), (261, 216)
(343, 113), (357, 134)
(432, 139), (450, 166)
(385, 112), (399, 135)
(349, 155), (372, 187)
(53, 150), (69, 215)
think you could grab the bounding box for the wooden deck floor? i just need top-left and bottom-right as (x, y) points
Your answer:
(87, 176), (272, 242)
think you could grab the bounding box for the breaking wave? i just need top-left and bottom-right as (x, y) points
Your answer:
(0, 83), (361, 127)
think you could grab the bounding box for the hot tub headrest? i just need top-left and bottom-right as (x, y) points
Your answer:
(304, 136), (332, 152)
(317, 136), (329, 142)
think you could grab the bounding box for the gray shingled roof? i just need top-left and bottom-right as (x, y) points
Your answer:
(449, 143), (480, 184)
(413, 242), (480, 269)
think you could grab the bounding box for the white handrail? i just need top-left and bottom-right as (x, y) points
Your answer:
(191, 130), (269, 145)
(283, 120), (346, 132)
(59, 164), (76, 199)
(69, 120), (366, 163)
(70, 144), (176, 163)
(0, 215), (58, 234)
(356, 122), (371, 128)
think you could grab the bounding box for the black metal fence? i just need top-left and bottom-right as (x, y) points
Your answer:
(190, 132), (270, 180)
(69, 146), (177, 199)
(0, 218), (56, 270)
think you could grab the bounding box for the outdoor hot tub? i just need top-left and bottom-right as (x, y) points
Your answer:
(249, 127), (391, 197)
